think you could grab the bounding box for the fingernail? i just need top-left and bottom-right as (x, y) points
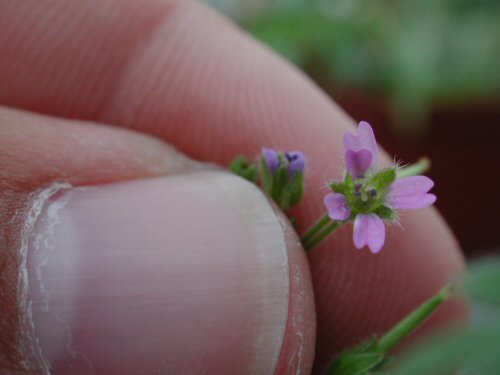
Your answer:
(26, 171), (291, 374)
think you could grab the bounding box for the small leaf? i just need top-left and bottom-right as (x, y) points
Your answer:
(464, 257), (500, 305)
(229, 156), (258, 183)
(326, 351), (384, 375)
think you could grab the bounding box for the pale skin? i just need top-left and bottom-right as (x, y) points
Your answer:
(0, 1), (466, 374)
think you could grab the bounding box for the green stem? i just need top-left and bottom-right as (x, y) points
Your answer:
(374, 284), (455, 353)
(397, 157), (431, 178)
(303, 220), (344, 252)
(301, 214), (330, 244)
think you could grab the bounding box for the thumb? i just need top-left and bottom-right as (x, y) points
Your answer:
(0, 107), (315, 374)
(28, 172), (314, 375)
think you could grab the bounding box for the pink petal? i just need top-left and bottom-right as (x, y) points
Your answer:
(343, 122), (378, 167)
(345, 149), (372, 177)
(389, 176), (434, 196)
(353, 214), (386, 254)
(386, 193), (437, 210)
(386, 176), (436, 210)
(324, 193), (351, 221)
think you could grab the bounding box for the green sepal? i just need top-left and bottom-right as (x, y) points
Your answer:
(260, 156), (274, 193)
(344, 172), (354, 189)
(229, 156), (259, 183)
(368, 168), (397, 192)
(374, 205), (396, 220)
(271, 163), (289, 207)
(329, 181), (345, 194)
(286, 171), (304, 208)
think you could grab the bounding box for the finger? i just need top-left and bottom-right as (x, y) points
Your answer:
(0, 0), (466, 369)
(0, 107), (315, 374)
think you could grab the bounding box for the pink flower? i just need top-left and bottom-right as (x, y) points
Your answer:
(324, 121), (436, 254)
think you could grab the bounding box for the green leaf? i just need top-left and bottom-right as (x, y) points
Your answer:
(326, 352), (385, 375)
(368, 168), (397, 191)
(392, 257), (500, 375)
(464, 257), (500, 305)
(325, 338), (390, 375)
(392, 325), (500, 375)
(371, 356), (394, 372)
(229, 156), (258, 183)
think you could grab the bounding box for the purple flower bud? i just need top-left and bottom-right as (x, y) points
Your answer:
(285, 151), (306, 176)
(262, 147), (280, 173)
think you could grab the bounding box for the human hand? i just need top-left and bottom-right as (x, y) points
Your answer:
(0, 1), (466, 374)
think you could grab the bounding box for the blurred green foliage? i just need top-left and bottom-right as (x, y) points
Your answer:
(215, 0), (500, 127)
(392, 257), (500, 375)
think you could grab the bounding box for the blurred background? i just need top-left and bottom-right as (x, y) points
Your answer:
(207, 0), (500, 259)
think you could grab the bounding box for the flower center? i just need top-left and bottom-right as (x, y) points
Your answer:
(349, 178), (381, 213)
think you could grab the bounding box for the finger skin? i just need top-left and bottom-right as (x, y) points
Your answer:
(0, 0), (467, 371)
(0, 108), (315, 374)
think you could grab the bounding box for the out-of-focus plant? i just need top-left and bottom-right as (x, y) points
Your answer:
(210, 0), (500, 131)
(392, 256), (500, 375)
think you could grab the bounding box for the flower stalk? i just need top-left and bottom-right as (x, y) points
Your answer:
(325, 284), (455, 375)
(374, 283), (454, 353)
(300, 214), (330, 244)
(303, 220), (344, 252)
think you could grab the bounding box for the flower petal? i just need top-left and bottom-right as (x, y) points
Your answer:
(285, 151), (306, 176)
(389, 176), (434, 196)
(345, 149), (372, 177)
(261, 147), (279, 173)
(386, 176), (436, 209)
(324, 193), (351, 221)
(386, 193), (437, 210)
(343, 121), (378, 167)
(353, 214), (386, 253)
